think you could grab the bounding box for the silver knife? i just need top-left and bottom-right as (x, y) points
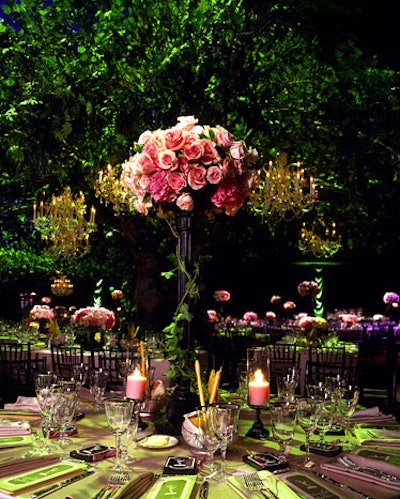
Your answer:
(30, 468), (95, 499)
(312, 471), (373, 499)
(199, 480), (209, 499)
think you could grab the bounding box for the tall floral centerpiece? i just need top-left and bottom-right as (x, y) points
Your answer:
(70, 306), (116, 350)
(115, 116), (258, 355)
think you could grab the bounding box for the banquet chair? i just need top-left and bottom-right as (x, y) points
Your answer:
(269, 344), (300, 393)
(305, 345), (346, 386)
(51, 344), (84, 378)
(98, 348), (139, 391)
(0, 341), (35, 403)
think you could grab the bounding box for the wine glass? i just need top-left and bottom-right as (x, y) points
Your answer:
(315, 400), (334, 448)
(121, 399), (141, 465)
(209, 403), (241, 481)
(269, 402), (297, 460)
(104, 397), (134, 474)
(296, 399), (321, 468)
(337, 383), (360, 449)
(90, 368), (108, 410)
(72, 363), (89, 411)
(34, 373), (59, 454)
(196, 406), (220, 477)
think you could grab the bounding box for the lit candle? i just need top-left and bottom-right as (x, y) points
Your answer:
(90, 206), (96, 224)
(248, 369), (269, 406)
(126, 366), (147, 400)
(33, 202), (37, 219)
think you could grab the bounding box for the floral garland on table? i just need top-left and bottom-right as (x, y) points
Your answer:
(119, 115), (258, 216)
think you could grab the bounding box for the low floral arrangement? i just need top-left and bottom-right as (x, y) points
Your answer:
(298, 315), (329, 343)
(70, 306), (115, 329)
(297, 280), (320, 298)
(383, 291), (400, 305)
(120, 115), (258, 216)
(241, 311), (259, 324)
(213, 289), (231, 302)
(30, 305), (55, 320)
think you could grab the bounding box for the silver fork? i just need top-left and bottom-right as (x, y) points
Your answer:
(92, 472), (131, 499)
(338, 455), (400, 482)
(243, 473), (279, 498)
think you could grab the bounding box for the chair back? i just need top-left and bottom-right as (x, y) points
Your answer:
(0, 341), (33, 402)
(51, 344), (84, 378)
(98, 348), (140, 390)
(305, 345), (346, 385)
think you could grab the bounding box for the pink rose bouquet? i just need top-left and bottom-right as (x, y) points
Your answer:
(71, 306), (115, 329)
(265, 311), (276, 320)
(120, 116), (258, 216)
(243, 311), (258, 323)
(30, 305), (55, 321)
(213, 290), (231, 302)
(297, 280), (321, 298)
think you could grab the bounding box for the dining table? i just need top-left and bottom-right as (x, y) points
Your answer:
(0, 389), (399, 499)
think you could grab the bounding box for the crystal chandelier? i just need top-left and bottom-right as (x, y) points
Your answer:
(33, 187), (96, 258)
(249, 151), (316, 221)
(51, 274), (74, 296)
(298, 219), (342, 258)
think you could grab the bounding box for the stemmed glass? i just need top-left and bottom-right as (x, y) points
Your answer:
(196, 406), (220, 477)
(315, 400), (334, 448)
(296, 399), (321, 468)
(53, 382), (77, 450)
(209, 403), (241, 481)
(337, 383), (360, 449)
(104, 397), (134, 474)
(270, 403), (297, 460)
(90, 368), (108, 410)
(72, 363), (89, 411)
(34, 373), (59, 454)
(121, 400), (141, 466)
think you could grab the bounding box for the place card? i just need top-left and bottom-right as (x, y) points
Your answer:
(144, 475), (196, 499)
(352, 447), (400, 465)
(284, 472), (341, 499)
(0, 435), (35, 449)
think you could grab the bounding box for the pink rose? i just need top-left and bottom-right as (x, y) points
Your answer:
(213, 290), (231, 302)
(167, 171), (186, 191)
(206, 166), (223, 185)
(158, 149), (177, 170)
(142, 141), (159, 159)
(187, 165), (207, 190)
(200, 139), (219, 164)
(165, 128), (187, 150)
(184, 142), (203, 161)
(213, 126), (233, 148)
(176, 115), (198, 130)
(176, 192), (194, 211)
(136, 152), (157, 174)
(230, 141), (246, 160)
(138, 130), (153, 144)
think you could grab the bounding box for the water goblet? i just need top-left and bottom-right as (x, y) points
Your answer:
(34, 373), (59, 454)
(90, 368), (108, 410)
(121, 400), (141, 466)
(337, 383), (360, 449)
(196, 406), (221, 477)
(104, 397), (134, 474)
(209, 403), (241, 481)
(269, 402), (297, 460)
(315, 400), (334, 448)
(296, 399), (322, 469)
(53, 382), (77, 449)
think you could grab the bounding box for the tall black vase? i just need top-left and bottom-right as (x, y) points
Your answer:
(176, 211), (193, 350)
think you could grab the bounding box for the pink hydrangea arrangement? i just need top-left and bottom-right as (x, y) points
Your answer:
(120, 116), (258, 216)
(298, 315), (328, 343)
(30, 305), (55, 320)
(71, 306), (115, 329)
(213, 290), (231, 302)
(297, 280), (320, 298)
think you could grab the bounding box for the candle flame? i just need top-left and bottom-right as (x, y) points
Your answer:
(253, 368), (266, 383)
(132, 366), (143, 377)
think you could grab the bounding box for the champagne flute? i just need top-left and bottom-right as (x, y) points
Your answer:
(121, 399), (141, 465)
(196, 406), (220, 477)
(296, 399), (321, 468)
(72, 363), (89, 411)
(104, 397), (134, 474)
(34, 373), (59, 454)
(337, 383), (360, 449)
(90, 368), (108, 410)
(209, 403), (240, 481)
(270, 402), (297, 460)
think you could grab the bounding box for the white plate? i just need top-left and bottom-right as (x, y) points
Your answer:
(137, 434), (179, 449)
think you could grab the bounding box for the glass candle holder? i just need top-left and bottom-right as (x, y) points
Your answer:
(246, 346), (270, 439)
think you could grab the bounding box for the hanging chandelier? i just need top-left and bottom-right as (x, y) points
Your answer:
(51, 274), (74, 296)
(33, 187), (96, 258)
(249, 151), (316, 221)
(298, 219), (342, 258)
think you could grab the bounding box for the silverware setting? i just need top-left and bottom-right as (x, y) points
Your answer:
(338, 455), (400, 482)
(312, 471), (372, 498)
(30, 467), (95, 499)
(243, 472), (279, 498)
